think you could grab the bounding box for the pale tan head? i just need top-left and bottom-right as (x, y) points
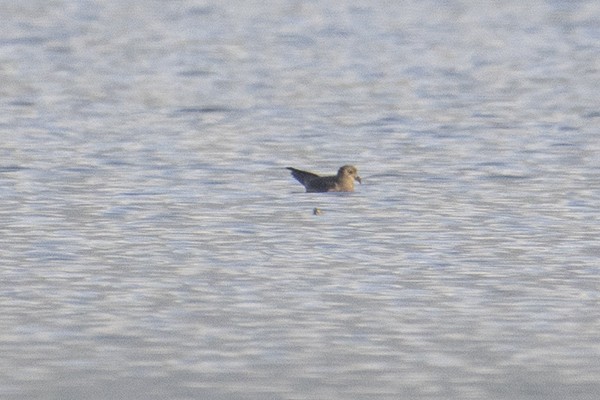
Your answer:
(337, 165), (361, 184)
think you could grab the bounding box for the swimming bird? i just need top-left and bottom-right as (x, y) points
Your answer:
(286, 165), (361, 192)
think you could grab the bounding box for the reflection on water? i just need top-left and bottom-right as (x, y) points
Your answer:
(1, 1), (599, 399)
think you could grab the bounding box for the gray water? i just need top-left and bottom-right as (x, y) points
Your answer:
(1, 1), (599, 399)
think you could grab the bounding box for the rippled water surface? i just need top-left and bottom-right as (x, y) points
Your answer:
(1, 1), (599, 399)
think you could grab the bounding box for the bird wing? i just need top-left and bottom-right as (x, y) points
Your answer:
(286, 167), (320, 186)
(304, 176), (338, 192)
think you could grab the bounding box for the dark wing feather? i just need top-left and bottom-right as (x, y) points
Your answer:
(304, 176), (338, 192)
(286, 167), (320, 186)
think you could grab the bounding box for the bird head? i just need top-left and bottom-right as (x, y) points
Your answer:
(338, 165), (361, 184)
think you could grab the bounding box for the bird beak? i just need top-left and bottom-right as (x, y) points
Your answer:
(355, 176), (362, 184)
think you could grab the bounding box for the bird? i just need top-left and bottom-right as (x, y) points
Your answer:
(286, 165), (361, 192)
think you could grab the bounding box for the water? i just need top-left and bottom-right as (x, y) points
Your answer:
(1, 1), (599, 399)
